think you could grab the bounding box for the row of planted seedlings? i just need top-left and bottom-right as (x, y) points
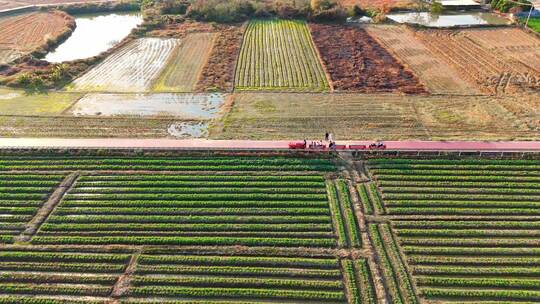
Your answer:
(0, 156), (336, 172)
(368, 158), (540, 216)
(128, 249), (347, 303)
(235, 19), (329, 91)
(0, 173), (67, 244)
(31, 155), (339, 247)
(367, 158), (540, 302)
(326, 179), (362, 248)
(0, 248), (132, 299)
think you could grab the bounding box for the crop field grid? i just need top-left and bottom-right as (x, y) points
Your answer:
(5, 154), (540, 303)
(235, 19), (330, 92)
(367, 158), (540, 303)
(0, 154), (382, 303)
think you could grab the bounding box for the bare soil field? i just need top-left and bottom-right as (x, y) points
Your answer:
(310, 24), (426, 94)
(365, 25), (478, 95)
(153, 33), (216, 92)
(414, 28), (540, 94)
(0, 11), (74, 64)
(197, 24), (245, 92)
(464, 28), (540, 74)
(212, 93), (539, 140)
(72, 38), (179, 92)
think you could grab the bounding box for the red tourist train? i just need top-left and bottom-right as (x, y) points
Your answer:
(288, 142), (386, 150)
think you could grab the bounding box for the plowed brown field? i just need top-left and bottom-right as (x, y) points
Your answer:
(309, 23), (426, 94)
(464, 28), (540, 74)
(0, 11), (73, 63)
(414, 28), (540, 94)
(196, 24), (244, 92)
(365, 25), (477, 95)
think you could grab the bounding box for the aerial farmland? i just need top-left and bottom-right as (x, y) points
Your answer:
(0, 0), (539, 303)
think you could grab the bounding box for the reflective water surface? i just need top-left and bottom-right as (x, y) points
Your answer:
(45, 12), (142, 63)
(387, 12), (511, 27)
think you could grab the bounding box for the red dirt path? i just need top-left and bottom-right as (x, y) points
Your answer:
(0, 139), (539, 152)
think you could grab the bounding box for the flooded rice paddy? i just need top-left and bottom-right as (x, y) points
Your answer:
(387, 12), (511, 27)
(70, 93), (225, 119)
(45, 12), (142, 63)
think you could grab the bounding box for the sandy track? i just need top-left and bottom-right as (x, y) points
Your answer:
(365, 25), (477, 95)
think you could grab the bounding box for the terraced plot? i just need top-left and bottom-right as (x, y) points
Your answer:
(310, 24), (425, 93)
(72, 38), (179, 92)
(0, 173), (64, 243)
(215, 93), (429, 140)
(153, 33), (216, 92)
(367, 158), (540, 303)
(235, 19), (329, 91)
(215, 93), (540, 140)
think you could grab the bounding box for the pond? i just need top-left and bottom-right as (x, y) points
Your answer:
(44, 11), (142, 63)
(387, 12), (511, 27)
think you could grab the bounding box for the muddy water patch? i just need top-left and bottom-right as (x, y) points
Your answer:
(70, 93), (225, 119)
(168, 122), (208, 138)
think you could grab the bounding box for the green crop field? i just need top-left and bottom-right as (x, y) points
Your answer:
(235, 19), (329, 91)
(2, 152), (540, 303)
(367, 158), (540, 303)
(0, 153), (378, 303)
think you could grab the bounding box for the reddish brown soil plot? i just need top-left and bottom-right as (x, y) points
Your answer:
(309, 24), (426, 94)
(196, 24), (245, 92)
(0, 11), (73, 52)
